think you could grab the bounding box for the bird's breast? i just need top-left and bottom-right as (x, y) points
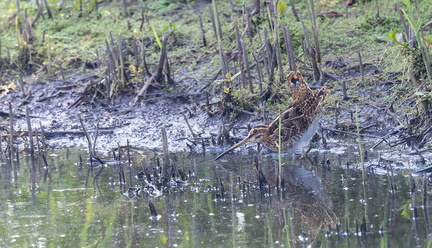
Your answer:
(292, 118), (320, 151)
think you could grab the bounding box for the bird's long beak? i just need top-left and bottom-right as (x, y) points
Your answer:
(214, 136), (252, 160)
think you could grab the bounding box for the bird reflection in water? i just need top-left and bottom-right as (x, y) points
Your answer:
(251, 160), (339, 244)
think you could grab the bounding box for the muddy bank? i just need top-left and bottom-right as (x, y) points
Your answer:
(0, 73), (222, 152)
(1, 68), (431, 175)
(0, 70), (365, 153)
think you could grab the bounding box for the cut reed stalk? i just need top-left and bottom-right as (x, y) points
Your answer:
(235, 24), (245, 89)
(161, 126), (169, 185)
(0, 126), (3, 158)
(288, 0), (299, 21)
(15, 145), (19, 164)
(262, 27), (271, 80)
(277, 107), (282, 187)
(308, 0), (321, 63)
(132, 40), (139, 67)
(282, 26), (297, 72)
(15, 0), (20, 12)
(208, 4), (217, 41)
(183, 114), (197, 138)
(46, 35), (51, 75)
(25, 107), (34, 156)
(79, 114), (104, 166)
(117, 36), (125, 87)
(105, 38), (118, 96)
(59, 63), (65, 82)
(212, 0), (222, 41)
(422, 177), (427, 207)
(0, 40), (2, 74)
(386, 163), (396, 194)
(218, 41), (228, 76)
(164, 56), (173, 84)
(18, 74), (25, 95)
(79, 114), (93, 155)
(245, 9), (252, 42)
(395, 4), (410, 45)
(299, 16), (320, 80)
(139, 39), (148, 76)
(420, 21), (432, 79)
(8, 102), (14, 159)
(39, 121), (46, 151)
(32, 0), (42, 27)
(127, 140), (132, 182)
(342, 80), (349, 100)
(358, 51), (364, 78)
(122, 0), (128, 17)
(356, 106), (366, 182)
(252, 53), (263, 92)
(156, 34), (168, 83)
(275, 38), (284, 83)
(42, 0), (52, 19)
(149, 201), (158, 217)
(410, 175), (418, 219)
(93, 164), (104, 195)
(271, 2), (284, 82)
(241, 40), (253, 93)
(92, 121), (100, 155)
(198, 15), (207, 46)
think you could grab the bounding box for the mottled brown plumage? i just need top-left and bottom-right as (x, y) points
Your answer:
(287, 71), (314, 104)
(215, 72), (328, 160)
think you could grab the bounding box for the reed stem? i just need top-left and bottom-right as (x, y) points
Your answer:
(356, 105), (365, 182)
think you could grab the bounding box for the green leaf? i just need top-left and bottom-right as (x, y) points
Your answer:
(380, 232), (388, 248)
(377, 35), (392, 42)
(395, 33), (404, 43)
(384, 28), (410, 48)
(152, 26), (162, 49)
(277, 1), (287, 15)
(400, 200), (410, 219)
(386, 28), (397, 42)
(424, 34), (432, 47)
(225, 72), (232, 80)
(402, 0), (412, 10)
(401, 9), (420, 33)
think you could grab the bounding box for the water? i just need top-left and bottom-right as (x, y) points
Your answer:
(0, 147), (431, 247)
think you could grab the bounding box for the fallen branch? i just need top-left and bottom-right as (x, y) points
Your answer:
(3, 129), (114, 139)
(299, 66), (339, 81)
(323, 127), (381, 138)
(129, 74), (156, 106)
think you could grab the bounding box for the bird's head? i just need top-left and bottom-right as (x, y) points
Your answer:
(287, 71), (313, 102)
(287, 71), (304, 88)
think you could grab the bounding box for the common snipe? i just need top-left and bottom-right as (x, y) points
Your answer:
(215, 71), (328, 160)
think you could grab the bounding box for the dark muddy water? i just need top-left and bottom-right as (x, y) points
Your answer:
(0, 146), (431, 248)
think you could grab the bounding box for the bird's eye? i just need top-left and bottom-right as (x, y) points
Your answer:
(253, 129), (258, 134)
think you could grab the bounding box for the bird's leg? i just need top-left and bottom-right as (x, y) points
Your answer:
(301, 145), (313, 159)
(301, 133), (321, 159)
